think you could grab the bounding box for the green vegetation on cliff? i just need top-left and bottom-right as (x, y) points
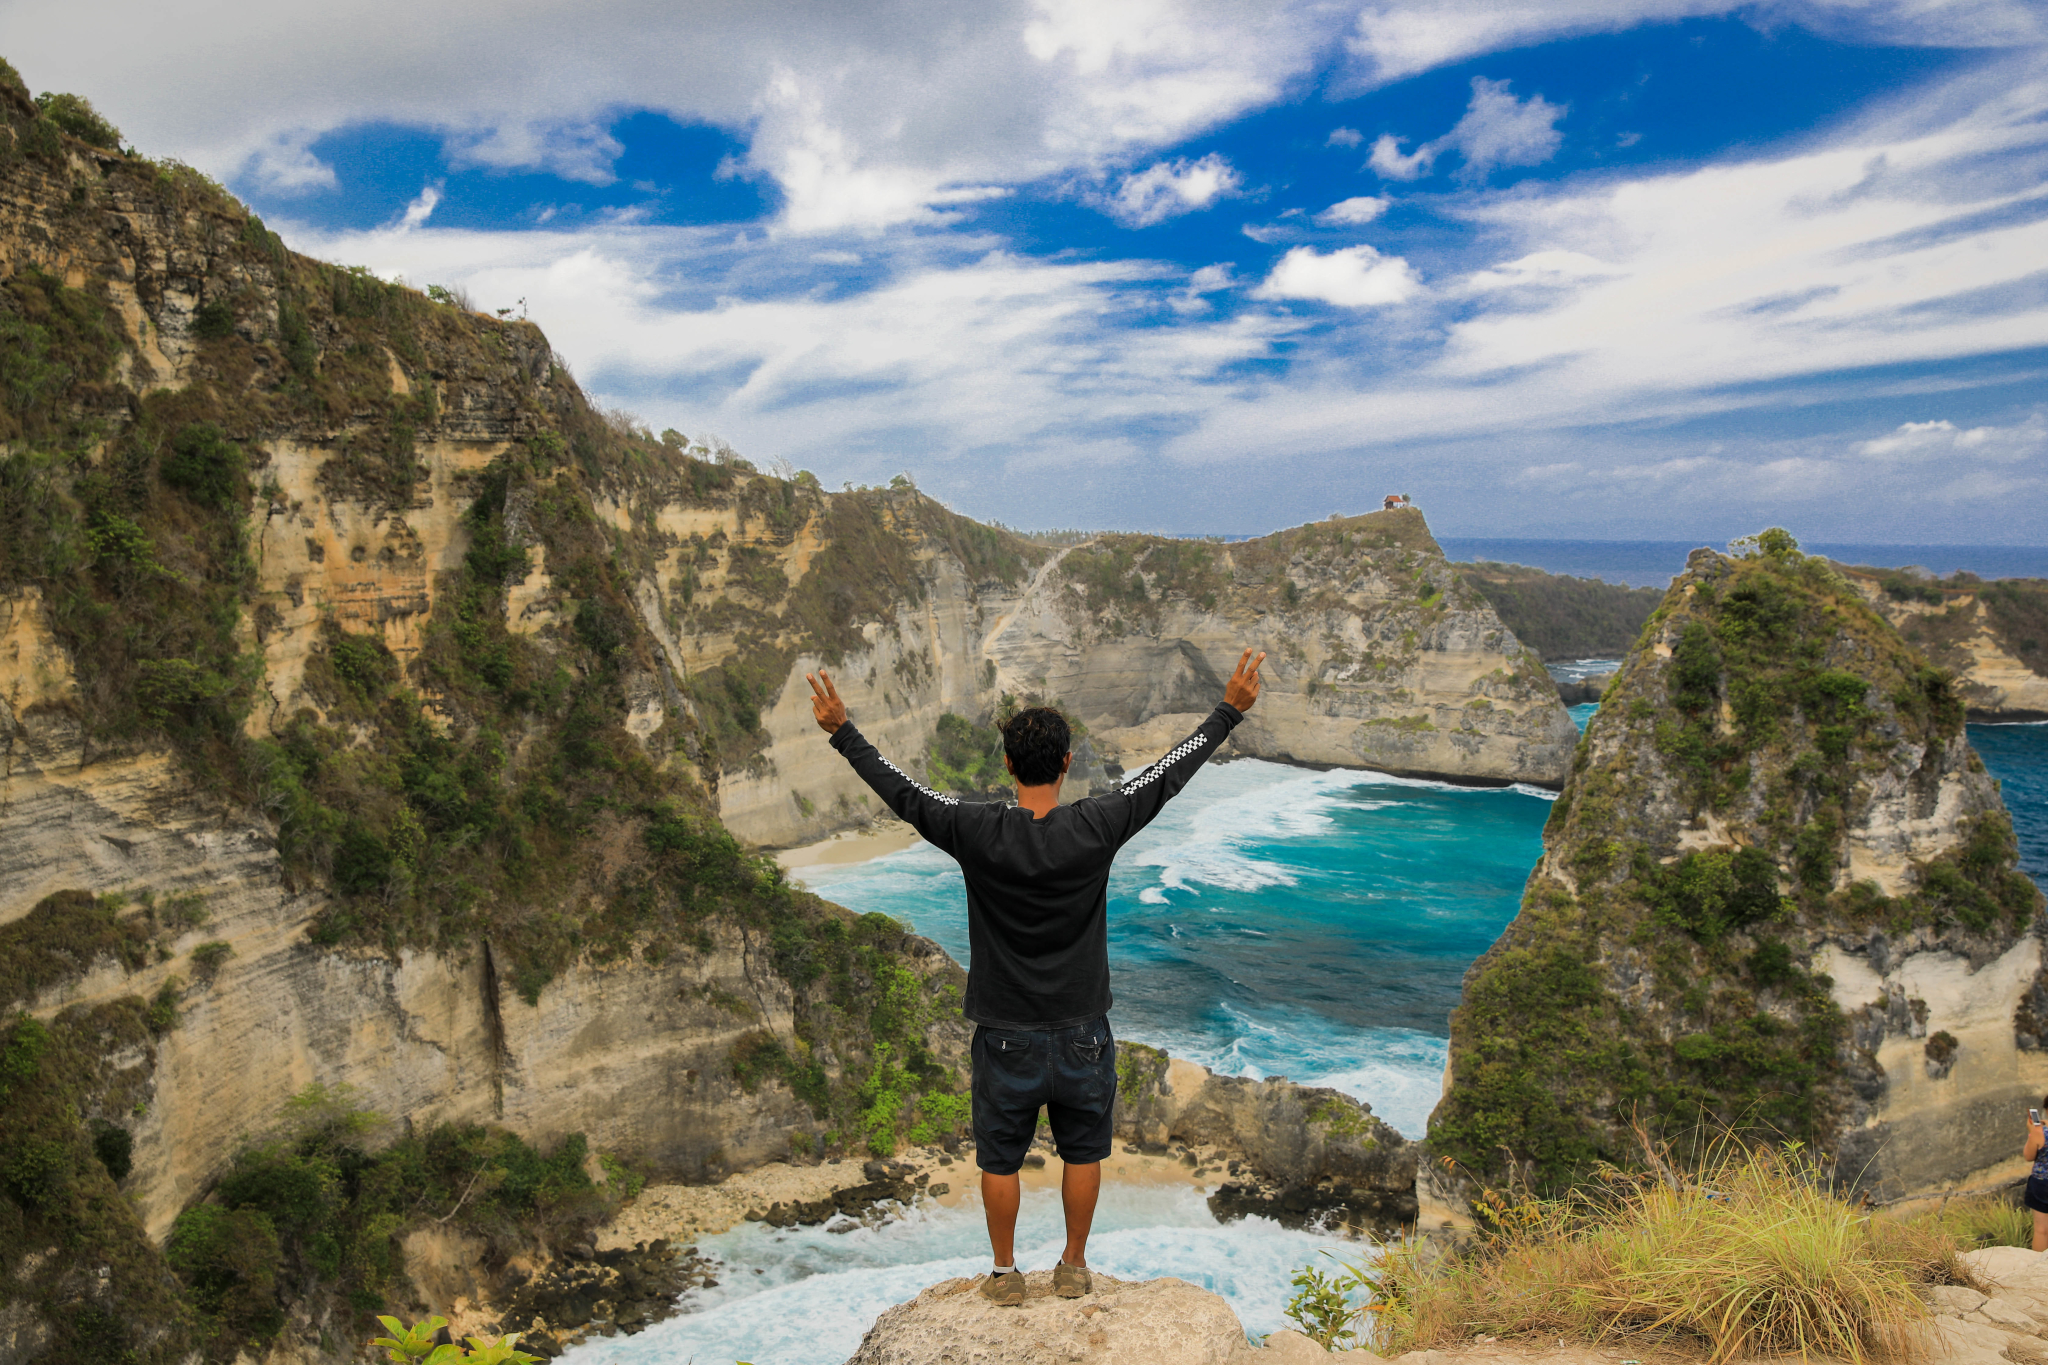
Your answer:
(0, 52), (967, 1141)
(166, 1089), (609, 1361)
(1841, 563), (2048, 686)
(1459, 561), (1664, 661)
(0, 1006), (199, 1363)
(0, 55), (985, 1359)
(1432, 530), (2042, 1194)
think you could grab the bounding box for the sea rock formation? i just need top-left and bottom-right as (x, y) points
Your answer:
(1115, 1045), (1417, 1234)
(1431, 536), (2046, 1198)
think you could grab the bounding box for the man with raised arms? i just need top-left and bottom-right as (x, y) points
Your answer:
(807, 648), (1266, 1305)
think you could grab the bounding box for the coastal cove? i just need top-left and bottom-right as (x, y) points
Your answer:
(603, 708), (2048, 1365)
(794, 709), (2046, 1136)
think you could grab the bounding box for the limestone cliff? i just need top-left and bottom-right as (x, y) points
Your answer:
(1430, 533), (2045, 1199)
(1833, 565), (2048, 721)
(584, 491), (1574, 849)
(0, 62), (1477, 1363)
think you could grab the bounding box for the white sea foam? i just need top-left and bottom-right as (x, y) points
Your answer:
(1131, 1004), (1449, 1137)
(560, 1184), (1371, 1365)
(1128, 761), (1387, 897)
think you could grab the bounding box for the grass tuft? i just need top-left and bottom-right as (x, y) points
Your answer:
(1370, 1141), (1960, 1363)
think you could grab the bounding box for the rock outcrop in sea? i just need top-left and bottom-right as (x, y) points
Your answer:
(1431, 536), (2046, 1198)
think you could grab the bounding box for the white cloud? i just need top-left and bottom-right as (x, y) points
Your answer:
(1105, 153), (1243, 227)
(1316, 195), (1390, 225)
(1369, 133), (1436, 181)
(1858, 414), (2048, 461)
(1371, 77), (1565, 183)
(1340, 0), (2044, 89)
(1445, 77), (1566, 180)
(1327, 126), (1363, 148)
(1170, 262), (1237, 313)
(245, 131), (338, 193)
(395, 183), (441, 231)
(445, 121), (626, 185)
(1252, 244), (1422, 307)
(1460, 249), (1615, 292)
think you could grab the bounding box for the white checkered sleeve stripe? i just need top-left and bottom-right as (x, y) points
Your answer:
(881, 755), (960, 806)
(1119, 733), (1207, 794)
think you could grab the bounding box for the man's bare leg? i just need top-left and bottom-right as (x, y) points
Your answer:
(983, 1170), (1021, 1266)
(1061, 1160), (1101, 1266)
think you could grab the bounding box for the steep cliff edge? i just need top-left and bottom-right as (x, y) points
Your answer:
(0, 69), (978, 1363)
(1430, 532), (2045, 1199)
(1833, 565), (2048, 721)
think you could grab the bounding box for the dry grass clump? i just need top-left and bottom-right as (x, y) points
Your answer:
(1918, 1195), (2032, 1252)
(1378, 1143), (1965, 1363)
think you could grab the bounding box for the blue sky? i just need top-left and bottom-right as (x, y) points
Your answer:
(4, 0), (2045, 542)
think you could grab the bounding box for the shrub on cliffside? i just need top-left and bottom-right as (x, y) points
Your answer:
(31, 92), (121, 149)
(0, 1006), (202, 1363)
(167, 1085), (615, 1361)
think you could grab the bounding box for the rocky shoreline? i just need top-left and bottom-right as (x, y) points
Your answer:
(433, 1059), (1419, 1355)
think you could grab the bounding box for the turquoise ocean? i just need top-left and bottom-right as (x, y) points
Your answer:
(567, 702), (2047, 1365)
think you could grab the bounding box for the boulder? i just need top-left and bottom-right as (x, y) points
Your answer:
(843, 1273), (1395, 1363)
(845, 1272), (1256, 1363)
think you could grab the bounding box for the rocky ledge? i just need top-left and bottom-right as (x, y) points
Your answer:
(493, 1239), (708, 1356)
(843, 1246), (2048, 1365)
(845, 1270), (1382, 1364)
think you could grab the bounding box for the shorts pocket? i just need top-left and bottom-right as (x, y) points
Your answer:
(984, 1033), (1038, 1072)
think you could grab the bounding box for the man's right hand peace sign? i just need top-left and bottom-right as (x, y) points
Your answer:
(1223, 647), (1265, 713)
(806, 669), (848, 733)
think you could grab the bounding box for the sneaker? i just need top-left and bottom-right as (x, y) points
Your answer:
(1053, 1262), (1092, 1298)
(980, 1270), (1026, 1307)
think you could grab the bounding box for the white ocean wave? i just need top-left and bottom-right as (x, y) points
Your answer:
(1133, 1004), (1450, 1138)
(561, 1184), (1371, 1365)
(1128, 761), (1382, 896)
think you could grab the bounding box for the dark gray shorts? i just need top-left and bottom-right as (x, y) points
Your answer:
(970, 1016), (1117, 1174)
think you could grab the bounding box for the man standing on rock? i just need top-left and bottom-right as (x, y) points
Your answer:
(807, 648), (1265, 1306)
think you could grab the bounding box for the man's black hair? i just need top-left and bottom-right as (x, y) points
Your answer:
(1002, 707), (1071, 787)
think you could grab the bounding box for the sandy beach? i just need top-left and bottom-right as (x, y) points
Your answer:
(776, 818), (925, 873)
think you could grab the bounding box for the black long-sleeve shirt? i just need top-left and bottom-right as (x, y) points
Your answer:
(828, 703), (1243, 1028)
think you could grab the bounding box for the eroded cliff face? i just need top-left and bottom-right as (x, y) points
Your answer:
(586, 496), (1574, 849)
(1835, 566), (2048, 721)
(1430, 540), (2045, 1200)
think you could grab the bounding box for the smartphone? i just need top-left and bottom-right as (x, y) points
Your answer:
(2031, 1108), (2041, 1127)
